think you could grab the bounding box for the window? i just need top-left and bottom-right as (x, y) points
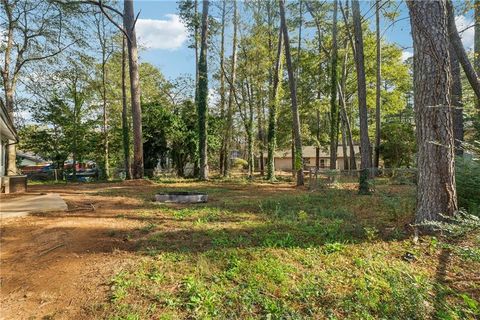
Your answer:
(320, 159), (325, 168)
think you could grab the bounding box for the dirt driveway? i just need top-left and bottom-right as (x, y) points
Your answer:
(0, 181), (155, 319)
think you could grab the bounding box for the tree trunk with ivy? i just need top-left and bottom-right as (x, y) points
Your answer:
(330, 0), (339, 170)
(279, 0), (304, 186)
(352, 0), (372, 193)
(450, 45), (464, 156)
(197, 0), (209, 180)
(374, 0), (381, 170)
(267, 28), (283, 182)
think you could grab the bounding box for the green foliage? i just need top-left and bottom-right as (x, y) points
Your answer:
(358, 168), (372, 195)
(232, 158), (248, 170)
(418, 210), (480, 237)
(456, 156), (480, 216)
(380, 122), (416, 168)
(344, 265), (431, 319)
(363, 226), (379, 241)
(142, 101), (197, 177)
(323, 242), (345, 254)
(182, 276), (218, 317)
(20, 61), (98, 169)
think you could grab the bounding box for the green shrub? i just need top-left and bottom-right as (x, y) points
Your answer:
(232, 158), (248, 170)
(456, 156), (480, 216)
(380, 122), (416, 168)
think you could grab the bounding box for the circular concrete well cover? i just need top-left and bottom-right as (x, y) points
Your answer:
(154, 192), (208, 203)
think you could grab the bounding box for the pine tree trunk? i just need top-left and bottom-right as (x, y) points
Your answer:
(280, 0), (304, 186)
(121, 36), (131, 180)
(124, 0), (143, 179)
(338, 83), (356, 171)
(243, 81), (255, 179)
(374, 0), (381, 170)
(194, 0), (199, 101)
(95, 13), (110, 180)
(450, 45), (464, 156)
(352, 0), (372, 193)
(267, 28), (283, 182)
(296, 0), (303, 78)
(223, 0), (237, 177)
(101, 42), (109, 180)
(475, 0), (480, 108)
(72, 86), (79, 182)
(316, 109), (320, 170)
(341, 117), (348, 170)
(197, 0), (209, 180)
(247, 119), (254, 179)
(305, 1), (324, 173)
(446, 0), (480, 105)
(339, 38), (357, 172)
(330, 0), (339, 170)
(257, 93), (265, 176)
(407, 0), (458, 224)
(291, 135), (295, 177)
(219, 0), (226, 175)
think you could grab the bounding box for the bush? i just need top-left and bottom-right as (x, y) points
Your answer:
(380, 122), (416, 168)
(232, 158), (248, 170)
(456, 156), (480, 216)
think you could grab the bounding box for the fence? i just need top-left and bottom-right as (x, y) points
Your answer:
(307, 167), (417, 190)
(20, 165), (418, 186)
(21, 168), (130, 182)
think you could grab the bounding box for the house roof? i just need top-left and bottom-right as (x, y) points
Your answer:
(0, 100), (18, 142)
(16, 151), (47, 164)
(274, 145), (360, 158)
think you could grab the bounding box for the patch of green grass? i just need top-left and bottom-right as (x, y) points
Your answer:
(443, 243), (480, 263)
(211, 231), (251, 248)
(103, 243), (448, 319)
(87, 180), (477, 319)
(323, 242), (346, 254)
(110, 271), (133, 303)
(139, 222), (157, 234)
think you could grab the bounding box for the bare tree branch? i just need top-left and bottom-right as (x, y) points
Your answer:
(97, 0), (131, 42)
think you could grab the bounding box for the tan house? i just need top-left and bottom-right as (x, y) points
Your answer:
(271, 145), (361, 171)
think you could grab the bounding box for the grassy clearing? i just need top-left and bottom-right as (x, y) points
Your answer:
(88, 178), (479, 319)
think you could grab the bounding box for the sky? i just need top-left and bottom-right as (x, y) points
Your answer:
(1, 1), (474, 84)
(130, 0), (475, 82)
(134, 1), (195, 78)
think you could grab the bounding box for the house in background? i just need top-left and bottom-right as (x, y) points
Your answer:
(17, 151), (49, 167)
(269, 145), (361, 171)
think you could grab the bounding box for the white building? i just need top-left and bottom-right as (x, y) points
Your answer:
(1, 103), (25, 193)
(0, 103), (18, 177)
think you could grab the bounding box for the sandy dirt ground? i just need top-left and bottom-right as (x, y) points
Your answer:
(0, 181), (154, 320)
(1, 180), (297, 319)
